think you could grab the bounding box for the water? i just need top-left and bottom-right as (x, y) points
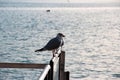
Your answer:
(0, 7), (120, 80)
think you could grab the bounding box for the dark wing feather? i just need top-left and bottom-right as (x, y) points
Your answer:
(44, 38), (61, 50)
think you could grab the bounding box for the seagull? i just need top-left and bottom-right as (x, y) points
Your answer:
(35, 33), (65, 56)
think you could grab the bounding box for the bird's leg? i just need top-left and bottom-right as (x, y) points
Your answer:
(57, 46), (62, 53)
(56, 47), (62, 54)
(52, 49), (56, 57)
(60, 46), (62, 51)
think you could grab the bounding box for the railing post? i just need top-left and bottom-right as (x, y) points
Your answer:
(38, 65), (50, 80)
(50, 60), (53, 80)
(0, 51), (69, 80)
(65, 71), (70, 80)
(46, 69), (52, 80)
(59, 51), (65, 80)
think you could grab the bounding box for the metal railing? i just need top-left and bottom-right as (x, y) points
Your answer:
(0, 51), (69, 80)
(39, 65), (51, 80)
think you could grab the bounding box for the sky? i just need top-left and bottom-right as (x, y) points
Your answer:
(0, 0), (120, 3)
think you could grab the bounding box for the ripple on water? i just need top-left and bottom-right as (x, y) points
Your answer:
(112, 74), (120, 78)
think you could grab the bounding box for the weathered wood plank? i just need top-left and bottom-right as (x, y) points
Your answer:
(65, 71), (70, 80)
(50, 60), (53, 80)
(0, 63), (47, 69)
(59, 51), (65, 80)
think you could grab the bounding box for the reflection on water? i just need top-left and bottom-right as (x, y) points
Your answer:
(0, 7), (120, 80)
(0, 68), (42, 80)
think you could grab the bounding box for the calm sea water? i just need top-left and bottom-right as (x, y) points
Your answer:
(0, 7), (120, 80)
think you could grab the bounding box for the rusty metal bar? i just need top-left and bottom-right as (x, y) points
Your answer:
(0, 63), (47, 69)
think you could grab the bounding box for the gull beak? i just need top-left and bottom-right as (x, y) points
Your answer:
(62, 34), (65, 37)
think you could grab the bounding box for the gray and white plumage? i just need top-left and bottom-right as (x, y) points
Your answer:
(35, 33), (65, 53)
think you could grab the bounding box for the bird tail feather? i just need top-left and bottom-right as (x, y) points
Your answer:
(35, 48), (44, 52)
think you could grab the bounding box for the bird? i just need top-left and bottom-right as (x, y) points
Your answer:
(35, 33), (65, 56)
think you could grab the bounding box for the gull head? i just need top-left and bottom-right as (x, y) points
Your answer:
(57, 33), (65, 37)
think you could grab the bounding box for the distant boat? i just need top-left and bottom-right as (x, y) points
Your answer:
(46, 10), (50, 12)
